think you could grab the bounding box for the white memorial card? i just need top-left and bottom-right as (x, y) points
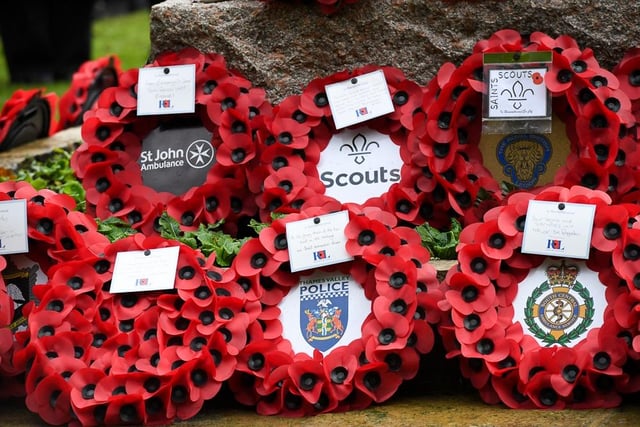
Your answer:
(325, 69), (395, 129)
(110, 246), (180, 293)
(521, 200), (596, 259)
(286, 210), (353, 272)
(137, 64), (196, 116)
(0, 199), (29, 255)
(487, 67), (548, 119)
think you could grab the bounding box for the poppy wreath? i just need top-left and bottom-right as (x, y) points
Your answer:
(0, 181), (109, 400)
(258, 0), (360, 16)
(0, 88), (57, 151)
(226, 200), (446, 416)
(250, 65), (429, 225)
(71, 47), (271, 236)
(408, 29), (640, 226)
(0, 180), (110, 273)
(57, 55), (123, 131)
(12, 234), (253, 426)
(439, 184), (640, 409)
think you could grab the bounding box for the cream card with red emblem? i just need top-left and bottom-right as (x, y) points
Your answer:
(325, 69), (394, 129)
(521, 200), (595, 259)
(110, 246), (180, 293)
(286, 210), (353, 272)
(137, 64), (196, 115)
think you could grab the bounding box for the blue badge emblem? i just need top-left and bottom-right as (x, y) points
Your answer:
(496, 133), (552, 189)
(299, 278), (349, 352)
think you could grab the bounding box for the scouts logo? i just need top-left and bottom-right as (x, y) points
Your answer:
(524, 260), (594, 347)
(496, 133), (552, 189)
(299, 277), (349, 352)
(340, 132), (379, 165)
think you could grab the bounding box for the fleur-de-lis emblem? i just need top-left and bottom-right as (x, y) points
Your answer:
(339, 133), (380, 165)
(501, 80), (534, 110)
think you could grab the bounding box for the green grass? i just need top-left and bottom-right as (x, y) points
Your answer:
(0, 10), (151, 108)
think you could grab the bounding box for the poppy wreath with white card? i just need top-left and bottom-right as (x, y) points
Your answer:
(71, 47), (271, 237)
(439, 185), (640, 409)
(226, 200), (446, 415)
(0, 180), (109, 400)
(249, 65), (448, 228)
(409, 29), (639, 226)
(12, 234), (252, 426)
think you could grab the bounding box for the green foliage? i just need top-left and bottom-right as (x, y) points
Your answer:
(7, 147), (86, 210)
(158, 213), (253, 267)
(97, 217), (138, 242)
(416, 218), (462, 260)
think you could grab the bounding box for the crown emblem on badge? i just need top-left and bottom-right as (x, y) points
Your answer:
(545, 261), (579, 287)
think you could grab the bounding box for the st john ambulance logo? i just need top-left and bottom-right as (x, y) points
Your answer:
(186, 139), (214, 169)
(524, 260), (594, 347)
(299, 277), (349, 352)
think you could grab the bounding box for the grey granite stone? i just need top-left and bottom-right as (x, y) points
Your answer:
(150, 0), (640, 103)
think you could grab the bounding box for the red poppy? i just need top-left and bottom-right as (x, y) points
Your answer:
(102, 392), (146, 426)
(613, 48), (640, 108)
(25, 372), (73, 425)
(344, 214), (394, 257)
(353, 361), (402, 403)
(457, 243), (501, 286)
(591, 204), (631, 252)
(611, 227), (640, 284)
(322, 345), (358, 400)
(234, 238), (283, 279)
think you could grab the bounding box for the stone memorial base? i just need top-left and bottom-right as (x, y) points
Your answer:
(150, 0), (640, 103)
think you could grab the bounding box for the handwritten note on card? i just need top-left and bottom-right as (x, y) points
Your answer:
(286, 211), (353, 272)
(137, 64), (196, 116)
(325, 70), (394, 129)
(521, 200), (595, 259)
(0, 199), (29, 255)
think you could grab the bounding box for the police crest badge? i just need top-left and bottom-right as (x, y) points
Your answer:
(278, 270), (369, 355)
(299, 275), (349, 352)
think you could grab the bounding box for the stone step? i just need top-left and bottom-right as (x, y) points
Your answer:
(1, 389), (639, 426)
